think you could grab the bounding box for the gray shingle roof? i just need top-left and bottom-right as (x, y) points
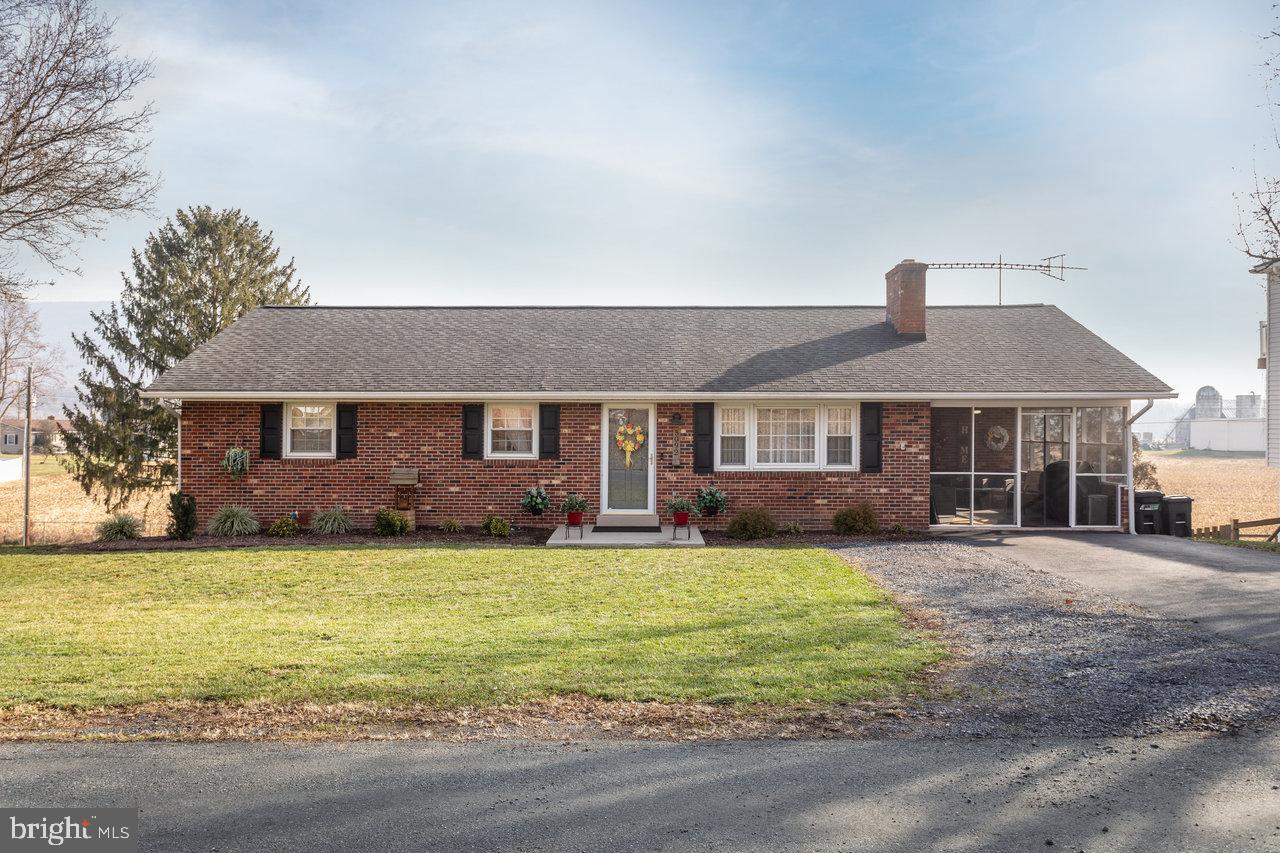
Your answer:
(145, 305), (1172, 397)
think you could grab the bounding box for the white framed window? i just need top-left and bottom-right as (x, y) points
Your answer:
(715, 403), (859, 471)
(285, 403), (336, 458)
(2, 432), (17, 447)
(486, 404), (537, 458)
(756, 406), (818, 466)
(718, 406), (747, 467)
(824, 406), (855, 467)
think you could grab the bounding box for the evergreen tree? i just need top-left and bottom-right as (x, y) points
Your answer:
(63, 206), (309, 509)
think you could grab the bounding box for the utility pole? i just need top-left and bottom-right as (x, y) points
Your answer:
(22, 365), (31, 547)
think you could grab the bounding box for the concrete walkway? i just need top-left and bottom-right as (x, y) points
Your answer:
(947, 531), (1280, 653)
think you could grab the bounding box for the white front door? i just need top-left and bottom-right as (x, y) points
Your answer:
(601, 404), (656, 513)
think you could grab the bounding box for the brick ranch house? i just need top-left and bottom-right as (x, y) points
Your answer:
(143, 260), (1173, 533)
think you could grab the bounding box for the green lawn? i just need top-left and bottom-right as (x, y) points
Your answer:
(0, 546), (943, 709)
(0, 455), (66, 477)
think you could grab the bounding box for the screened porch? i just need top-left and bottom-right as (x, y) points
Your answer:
(929, 404), (1129, 529)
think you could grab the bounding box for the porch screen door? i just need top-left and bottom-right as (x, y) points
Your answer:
(606, 407), (650, 510)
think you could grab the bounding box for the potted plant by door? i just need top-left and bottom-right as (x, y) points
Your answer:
(560, 493), (589, 527)
(665, 496), (698, 528)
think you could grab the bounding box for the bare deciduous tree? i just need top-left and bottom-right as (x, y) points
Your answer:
(0, 296), (63, 421)
(0, 0), (156, 299)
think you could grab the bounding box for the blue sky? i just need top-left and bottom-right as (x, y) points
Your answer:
(32, 0), (1277, 425)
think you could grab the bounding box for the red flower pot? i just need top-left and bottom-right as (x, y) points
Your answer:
(567, 511), (584, 527)
(673, 511), (690, 527)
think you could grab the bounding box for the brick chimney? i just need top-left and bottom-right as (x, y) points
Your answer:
(886, 259), (927, 339)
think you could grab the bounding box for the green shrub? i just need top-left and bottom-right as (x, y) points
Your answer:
(832, 502), (879, 536)
(374, 508), (410, 536)
(559, 493), (589, 513)
(520, 486), (550, 515)
(267, 516), (301, 537)
(438, 518), (464, 533)
(780, 521), (804, 536)
(208, 505), (259, 537)
(220, 446), (249, 480)
(482, 515), (512, 538)
(166, 492), (197, 540)
(726, 508), (777, 540)
(695, 485), (729, 517)
(890, 522), (908, 536)
(96, 512), (142, 542)
(310, 506), (353, 535)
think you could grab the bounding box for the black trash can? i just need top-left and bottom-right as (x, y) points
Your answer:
(1134, 490), (1164, 534)
(1161, 495), (1193, 537)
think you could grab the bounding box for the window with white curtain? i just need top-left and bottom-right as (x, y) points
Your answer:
(286, 403), (336, 457)
(719, 406), (747, 465)
(826, 406), (854, 466)
(756, 407), (816, 465)
(487, 405), (536, 457)
(716, 403), (857, 470)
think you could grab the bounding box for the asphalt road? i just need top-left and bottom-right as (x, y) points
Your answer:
(950, 531), (1280, 653)
(3, 733), (1279, 852)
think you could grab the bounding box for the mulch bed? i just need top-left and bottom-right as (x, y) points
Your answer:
(51, 525), (553, 553)
(700, 530), (926, 547)
(0, 694), (935, 742)
(32, 528), (924, 553)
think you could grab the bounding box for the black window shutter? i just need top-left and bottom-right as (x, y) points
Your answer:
(693, 403), (714, 474)
(539, 404), (561, 459)
(336, 404), (358, 459)
(461, 404), (484, 459)
(860, 403), (883, 473)
(259, 403), (283, 460)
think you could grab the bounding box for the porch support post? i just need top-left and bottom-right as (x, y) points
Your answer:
(1125, 399), (1155, 535)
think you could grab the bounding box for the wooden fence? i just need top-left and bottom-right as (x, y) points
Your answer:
(1193, 517), (1280, 541)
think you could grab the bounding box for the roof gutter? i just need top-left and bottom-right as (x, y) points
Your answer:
(139, 389), (1179, 402)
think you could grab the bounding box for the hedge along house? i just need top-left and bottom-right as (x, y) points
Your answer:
(143, 260), (1174, 533)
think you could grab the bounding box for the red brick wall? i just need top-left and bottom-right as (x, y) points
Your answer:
(653, 402), (930, 530)
(180, 400), (933, 532)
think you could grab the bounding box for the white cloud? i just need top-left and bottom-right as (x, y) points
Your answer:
(118, 24), (342, 125)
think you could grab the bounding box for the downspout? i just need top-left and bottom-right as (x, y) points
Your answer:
(1125, 399), (1155, 534)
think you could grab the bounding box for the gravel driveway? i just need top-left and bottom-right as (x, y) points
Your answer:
(836, 539), (1280, 738)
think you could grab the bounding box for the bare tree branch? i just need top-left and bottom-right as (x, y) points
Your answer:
(0, 0), (156, 299)
(0, 294), (63, 420)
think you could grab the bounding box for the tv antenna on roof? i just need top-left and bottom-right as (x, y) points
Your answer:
(924, 254), (1086, 305)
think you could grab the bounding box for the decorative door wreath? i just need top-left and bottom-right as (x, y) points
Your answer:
(615, 423), (646, 468)
(984, 425), (1010, 452)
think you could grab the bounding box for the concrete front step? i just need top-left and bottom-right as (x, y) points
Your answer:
(547, 525), (703, 547)
(593, 513), (661, 532)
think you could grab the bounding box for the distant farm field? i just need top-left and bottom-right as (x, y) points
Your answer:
(1146, 450), (1280, 536)
(0, 456), (166, 544)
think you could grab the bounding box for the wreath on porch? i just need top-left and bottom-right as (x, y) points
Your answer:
(615, 423), (647, 468)
(985, 425), (1010, 452)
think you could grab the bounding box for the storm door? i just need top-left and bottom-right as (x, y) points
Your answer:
(603, 406), (654, 512)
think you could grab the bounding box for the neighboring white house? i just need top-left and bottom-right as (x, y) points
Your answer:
(0, 456), (20, 483)
(0, 420), (21, 453)
(1256, 260), (1280, 466)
